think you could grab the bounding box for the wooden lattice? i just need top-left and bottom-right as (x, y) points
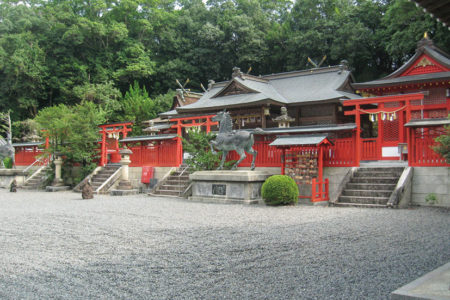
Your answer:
(285, 148), (318, 185)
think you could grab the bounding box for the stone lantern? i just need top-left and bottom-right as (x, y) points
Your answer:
(46, 152), (70, 192)
(143, 121), (160, 136)
(110, 146), (138, 195)
(273, 106), (295, 128)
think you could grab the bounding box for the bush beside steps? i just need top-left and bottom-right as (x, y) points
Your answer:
(262, 175), (299, 206)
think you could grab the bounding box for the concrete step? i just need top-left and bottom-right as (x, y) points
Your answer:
(338, 195), (389, 205)
(166, 175), (190, 181)
(350, 177), (399, 184)
(333, 202), (389, 208)
(346, 183), (396, 191)
(354, 172), (401, 178)
(93, 175), (112, 180)
(154, 190), (182, 196)
(358, 167), (404, 172)
(342, 189), (393, 198)
(165, 179), (190, 185)
(158, 184), (185, 191)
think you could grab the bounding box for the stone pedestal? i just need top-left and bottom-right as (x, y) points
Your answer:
(189, 170), (273, 204)
(110, 147), (138, 196)
(0, 169), (26, 188)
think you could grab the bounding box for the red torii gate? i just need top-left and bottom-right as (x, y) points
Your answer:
(98, 122), (133, 166)
(169, 115), (218, 166)
(342, 93), (426, 164)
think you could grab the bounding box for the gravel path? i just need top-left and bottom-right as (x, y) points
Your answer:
(0, 189), (449, 299)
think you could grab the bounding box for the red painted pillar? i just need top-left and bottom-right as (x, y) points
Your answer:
(399, 102), (404, 143)
(281, 148), (286, 175)
(206, 117), (211, 133)
(176, 121), (182, 166)
(101, 130), (107, 166)
(318, 146), (324, 201)
(355, 104), (361, 166)
(378, 103), (384, 160)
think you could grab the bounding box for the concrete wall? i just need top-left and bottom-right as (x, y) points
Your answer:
(129, 167), (174, 190)
(411, 167), (449, 208)
(324, 167), (352, 201)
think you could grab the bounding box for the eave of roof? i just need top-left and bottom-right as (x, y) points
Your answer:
(352, 72), (450, 89)
(404, 118), (450, 127)
(269, 134), (330, 147)
(259, 123), (356, 134)
(412, 0), (450, 28)
(120, 134), (177, 142)
(12, 141), (44, 147)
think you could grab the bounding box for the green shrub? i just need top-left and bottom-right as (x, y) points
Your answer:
(262, 175), (299, 206)
(2, 157), (13, 169)
(425, 193), (438, 205)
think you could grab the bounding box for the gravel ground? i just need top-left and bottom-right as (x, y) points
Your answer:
(0, 189), (449, 300)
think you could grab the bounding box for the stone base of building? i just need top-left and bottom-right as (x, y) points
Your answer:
(46, 186), (71, 192)
(110, 189), (139, 196)
(188, 170), (273, 205)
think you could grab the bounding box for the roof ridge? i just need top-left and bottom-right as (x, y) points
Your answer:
(262, 65), (345, 80)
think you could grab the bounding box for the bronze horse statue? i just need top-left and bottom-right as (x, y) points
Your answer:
(210, 111), (262, 170)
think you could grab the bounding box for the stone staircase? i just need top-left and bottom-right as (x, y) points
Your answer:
(90, 164), (121, 192)
(21, 166), (51, 190)
(335, 167), (404, 208)
(152, 165), (191, 197)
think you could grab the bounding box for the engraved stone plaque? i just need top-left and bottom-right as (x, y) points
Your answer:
(212, 184), (226, 196)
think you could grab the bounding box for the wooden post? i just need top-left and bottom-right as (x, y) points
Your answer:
(176, 121), (182, 166)
(399, 101), (405, 143)
(281, 148), (286, 175)
(261, 106), (267, 129)
(318, 146), (323, 201)
(101, 129), (107, 166)
(378, 103), (384, 160)
(355, 104), (361, 166)
(206, 116), (211, 133)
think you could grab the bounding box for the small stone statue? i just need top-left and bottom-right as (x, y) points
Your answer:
(82, 180), (94, 199)
(10, 179), (17, 192)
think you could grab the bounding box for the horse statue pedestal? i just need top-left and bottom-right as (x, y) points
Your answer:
(188, 170), (274, 204)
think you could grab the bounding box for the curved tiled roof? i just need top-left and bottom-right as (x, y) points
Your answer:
(176, 66), (357, 113)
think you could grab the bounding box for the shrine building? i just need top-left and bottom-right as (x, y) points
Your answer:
(13, 36), (449, 206)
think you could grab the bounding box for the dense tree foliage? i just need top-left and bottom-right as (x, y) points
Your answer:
(34, 101), (107, 184)
(0, 0), (449, 122)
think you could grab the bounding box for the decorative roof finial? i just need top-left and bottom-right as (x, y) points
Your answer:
(232, 67), (243, 79)
(417, 32), (434, 50)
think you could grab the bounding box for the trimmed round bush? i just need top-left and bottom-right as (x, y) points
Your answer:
(261, 175), (299, 206)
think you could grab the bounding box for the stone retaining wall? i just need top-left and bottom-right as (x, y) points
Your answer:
(411, 167), (449, 207)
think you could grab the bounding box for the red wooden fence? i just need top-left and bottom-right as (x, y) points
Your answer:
(127, 140), (178, 167)
(227, 140), (283, 167)
(410, 128), (449, 167)
(361, 138), (378, 161)
(323, 138), (356, 167)
(14, 146), (44, 166)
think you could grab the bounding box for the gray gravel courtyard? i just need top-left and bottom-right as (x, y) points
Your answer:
(0, 189), (449, 299)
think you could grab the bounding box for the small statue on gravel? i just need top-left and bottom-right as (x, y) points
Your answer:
(9, 179), (17, 192)
(82, 180), (94, 199)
